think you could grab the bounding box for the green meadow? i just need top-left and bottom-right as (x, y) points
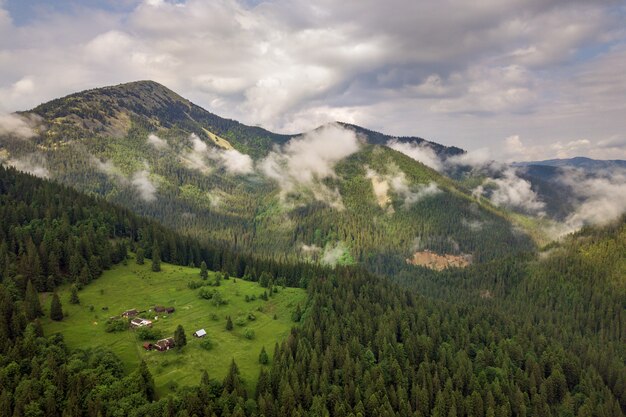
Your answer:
(41, 258), (307, 395)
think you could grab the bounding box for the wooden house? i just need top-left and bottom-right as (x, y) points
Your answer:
(122, 309), (138, 318)
(155, 337), (175, 351)
(130, 318), (153, 328)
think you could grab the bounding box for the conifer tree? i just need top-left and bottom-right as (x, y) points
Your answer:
(24, 280), (43, 320)
(151, 244), (161, 272)
(200, 261), (208, 280)
(174, 324), (187, 350)
(69, 284), (80, 304)
(50, 292), (63, 321)
(136, 247), (145, 265)
(259, 346), (269, 364)
(226, 316), (233, 331)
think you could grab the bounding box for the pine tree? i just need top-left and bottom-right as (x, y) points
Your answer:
(174, 324), (187, 350)
(138, 360), (156, 401)
(69, 284), (80, 304)
(50, 293), (63, 321)
(259, 346), (269, 364)
(226, 316), (233, 331)
(136, 247), (145, 265)
(24, 280), (43, 320)
(151, 244), (161, 272)
(200, 261), (208, 280)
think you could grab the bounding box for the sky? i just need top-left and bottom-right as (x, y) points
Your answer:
(1, 0), (625, 161)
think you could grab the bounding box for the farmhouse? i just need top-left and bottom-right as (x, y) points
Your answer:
(155, 337), (175, 351)
(122, 309), (138, 318)
(130, 318), (153, 328)
(193, 329), (207, 338)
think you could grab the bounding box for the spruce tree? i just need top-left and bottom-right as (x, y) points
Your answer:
(151, 244), (161, 272)
(226, 316), (233, 331)
(259, 346), (269, 364)
(174, 324), (187, 350)
(136, 247), (145, 265)
(24, 280), (43, 320)
(138, 360), (156, 402)
(50, 293), (63, 321)
(69, 284), (80, 304)
(200, 261), (208, 280)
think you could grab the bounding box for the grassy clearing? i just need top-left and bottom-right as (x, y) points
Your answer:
(41, 258), (306, 396)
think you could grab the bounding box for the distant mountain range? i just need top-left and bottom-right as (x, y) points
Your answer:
(513, 156), (626, 170)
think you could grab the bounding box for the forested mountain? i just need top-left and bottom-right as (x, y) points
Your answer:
(0, 81), (534, 275)
(0, 166), (623, 416)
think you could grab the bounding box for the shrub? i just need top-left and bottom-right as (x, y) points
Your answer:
(188, 280), (205, 290)
(200, 338), (213, 351)
(105, 318), (127, 333)
(247, 312), (256, 321)
(235, 316), (247, 327)
(243, 329), (255, 340)
(136, 327), (163, 341)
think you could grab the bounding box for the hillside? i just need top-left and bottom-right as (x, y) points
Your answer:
(43, 258), (306, 395)
(0, 81), (535, 276)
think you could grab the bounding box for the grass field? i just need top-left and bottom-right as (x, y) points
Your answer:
(41, 258), (307, 395)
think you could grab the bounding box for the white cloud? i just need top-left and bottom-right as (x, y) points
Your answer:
(259, 123), (360, 208)
(5, 154), (49, 178)
(386, 139), (443, 171)
(0, 0), (623, 160)
(131, 169), (157, 202)
(210, 148), (254, 175)
(0, 113), (38, 138)
(475, 168), (546, 215)
(366, 167), (441, 209)
(147, 133), (168, 149)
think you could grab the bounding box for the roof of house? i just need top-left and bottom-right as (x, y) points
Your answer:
(194, 329), (207, 337)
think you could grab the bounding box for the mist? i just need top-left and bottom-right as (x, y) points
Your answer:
(0, 113), (38, 139)
(366, 167), (441, 209)
(131, 170), (157, 202)
(259, 123), (361, 208)
(147, 133), (168, 150)
(387, 139), (443, 171)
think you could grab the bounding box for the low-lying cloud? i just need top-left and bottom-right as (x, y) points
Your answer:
(0, 113), (39, 139)
(259, 123), (361, 209)
(386, 139), (443, 171)
(131, 169), (157, 202)
(5, 154), (49, 178)
(183, 133), (253, 175)
(553, 168), (626, 236)
(366, 167), (441, 209)
(474, 169), (546, 215)
(147, 133), (168, 150)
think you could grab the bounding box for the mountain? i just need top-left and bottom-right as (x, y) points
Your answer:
(513, 156), (626, 170)
(1, 80), (535, 275)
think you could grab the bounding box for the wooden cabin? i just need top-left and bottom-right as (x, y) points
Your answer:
(155, 337), (175, 351)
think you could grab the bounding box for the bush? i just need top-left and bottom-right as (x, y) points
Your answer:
(136, 327), (163, 341)
(243, 329), (255, 340)
(188, 280), (206, 290)
(105, 318), (127, 333)
(198, 287), (214, 299)
(200, 338), (213, 351)
(247, 312), (256, 321)
(235, 316), (247, 327)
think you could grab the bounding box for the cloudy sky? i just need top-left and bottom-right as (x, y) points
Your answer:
(1, 0), (625, 160)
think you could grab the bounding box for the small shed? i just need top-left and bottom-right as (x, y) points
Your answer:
(143, 342), (153, 351)
(155, 337), (175, 351)
(154, 306), (175, 314)
(193, 329), (207, 338)
(130, 318), (153, 328)
(122, 309), (138, 318)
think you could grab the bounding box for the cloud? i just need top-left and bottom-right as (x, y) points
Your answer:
(474, 168), (546, 215)
(259, 123), (361, 208)
(551, 168), (626, 236)
(92, 156), (129, 183)
(147, 133), (168, 149)
(366, 167), (441, 209)
(321, 242), (350, 266)
(0, 113), (38, 138)
(0, 0), (624, 160)
(131, 169), (157, 202)
(386, 139), (443, 171)
(182, 133), (253, 175)
(210, 148), (253, 175)
(5, 154), (49, 178)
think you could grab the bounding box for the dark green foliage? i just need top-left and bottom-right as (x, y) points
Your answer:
(291, 303), (302, 322)
(225, 315), (233, 331)
(136, 326), (163, 341)
(258, 346), (268, 364)
(174, 324), (186, 350)
(137, 360), (156, 402)
(243, 328), (255, 339)
(105, 318), (127, 333)
(136, 247), (145, 265)
(69, 284), (80, 304)
(24, 280), (43, 320)
(50, 292), (63, 321)
(151, 243), (161, 272)
(200, 260), (208, 280)
(200, 337), (213, 351)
